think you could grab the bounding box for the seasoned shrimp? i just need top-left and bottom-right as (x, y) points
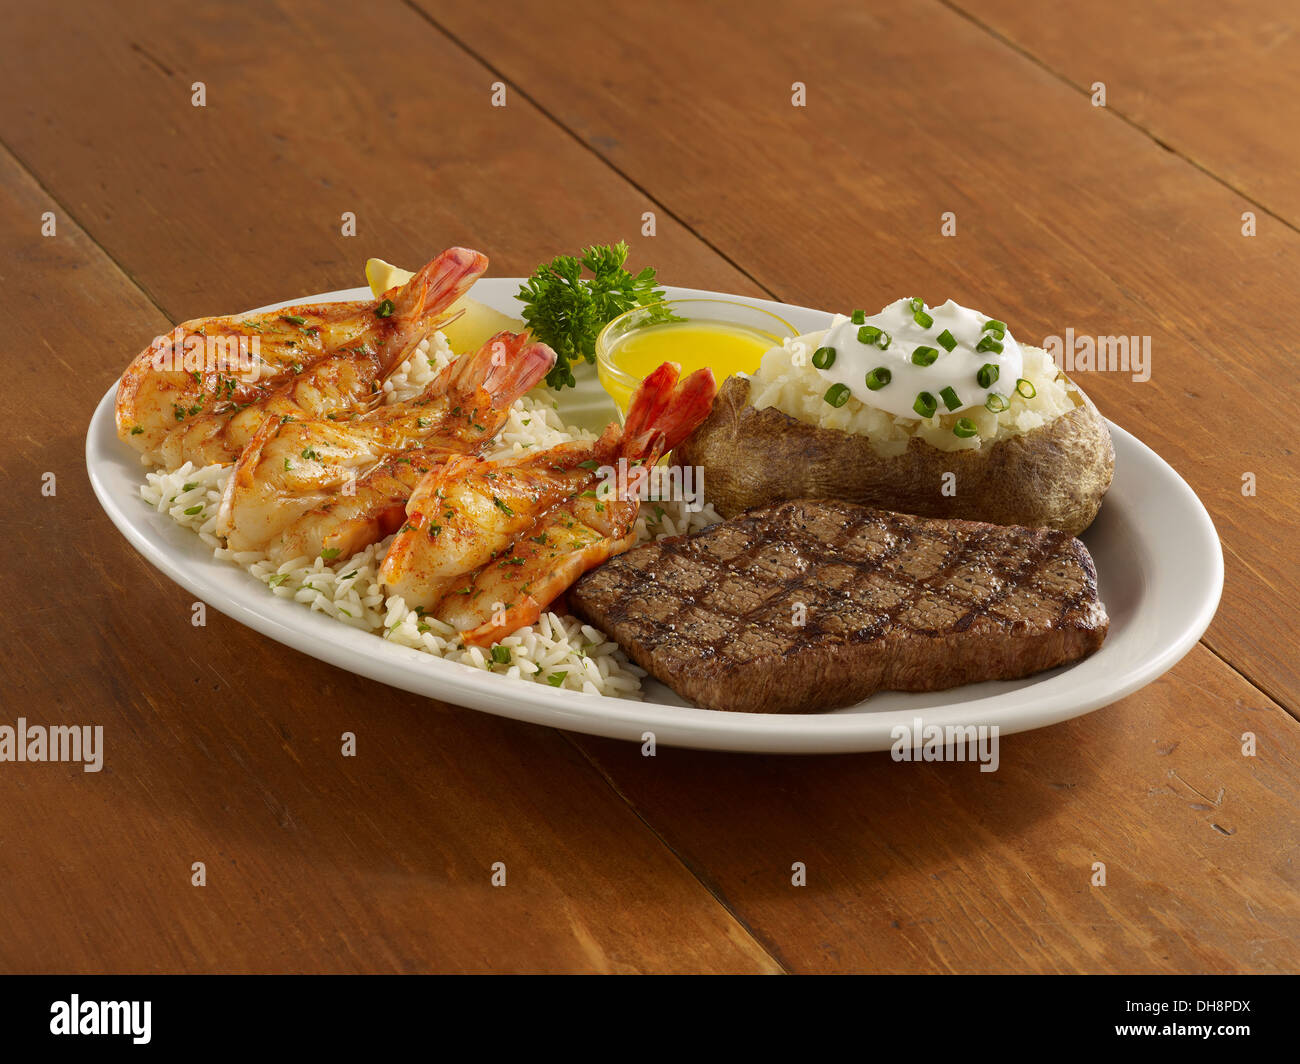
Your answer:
(116, 247), (488, 468)
(379, 362), (717, 644)
(216, 332), (555, 560)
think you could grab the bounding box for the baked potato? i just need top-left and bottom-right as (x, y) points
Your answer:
(676, 373), (1114, 535)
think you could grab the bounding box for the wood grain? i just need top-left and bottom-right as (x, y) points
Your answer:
(422, 0), (1300, 714)
(573, 646), (1300, 973)
(0, 0), (765, 318)
(948, 0), (1300, 226)
(0, 142), (778, 973)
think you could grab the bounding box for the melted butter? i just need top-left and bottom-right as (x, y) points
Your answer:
(600, 320), (777, 413)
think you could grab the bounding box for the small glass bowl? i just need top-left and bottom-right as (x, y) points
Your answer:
(596, 297), (795, 416)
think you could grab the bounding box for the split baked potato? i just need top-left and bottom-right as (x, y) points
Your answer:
(676, 373), (1114, 536)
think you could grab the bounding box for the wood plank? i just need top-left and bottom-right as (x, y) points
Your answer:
(0, 0), (765, 319)
(948, 0), (1300, 224)
(420, 0), (1300, 713)
(0, 142), (778, 972)
(573, 646), (1300, 973)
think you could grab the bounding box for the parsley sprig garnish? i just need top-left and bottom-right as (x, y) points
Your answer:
(517, 242), (664, 389)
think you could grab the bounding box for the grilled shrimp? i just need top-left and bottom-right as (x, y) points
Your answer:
(379, 362), (718, 644)
(115, 247), (488, 468)
(216, 332), (555, 560)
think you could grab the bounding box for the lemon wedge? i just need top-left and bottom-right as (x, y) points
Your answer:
(364, 256), (525, 354)
(365, 257), (413, 297)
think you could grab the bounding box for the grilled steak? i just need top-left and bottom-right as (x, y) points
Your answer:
(569, 500), (1108, 713)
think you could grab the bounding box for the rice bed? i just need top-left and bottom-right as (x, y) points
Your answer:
(139, 331), (721, 699)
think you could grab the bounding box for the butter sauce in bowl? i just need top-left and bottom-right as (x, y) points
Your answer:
(596, 298), (794, 415)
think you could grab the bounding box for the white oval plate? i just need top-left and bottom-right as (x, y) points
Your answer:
(87, 280), (1223, 753)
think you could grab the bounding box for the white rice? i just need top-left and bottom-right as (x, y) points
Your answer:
(748, 319), (1078, 456)
(140, 330), (722, 698)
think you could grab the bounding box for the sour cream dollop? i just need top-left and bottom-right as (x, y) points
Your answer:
(811, 298), (1023, 419)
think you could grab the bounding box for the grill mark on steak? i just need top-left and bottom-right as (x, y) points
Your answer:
(569, 500), (1109, 713)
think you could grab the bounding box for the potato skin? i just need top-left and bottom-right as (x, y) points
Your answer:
(675, 375), (1115, 535)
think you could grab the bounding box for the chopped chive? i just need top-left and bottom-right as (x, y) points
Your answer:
(935, 329), (957, 353)
(913, 309), (934, 329)
(985, 392), (1009, 413)
(280, 314), (307, 326)
(854, 324), (891, 349)
(982, 319), (1006, 334)
(850, 309), (866, 325)
(301, 447), (319, 460)
(953, 418), (979, 438)
(492, 496), (515, 516)
(913, 391), (938, 418)
(865, 367), (891, 390)
(975, 335), (1004, 354)
(490, 645), (511, 664)
(812, 346), (836, 369)
(183, 504), (204, 516)
(182, 482), (198, 493)
(977, 362), (1000, 388)
(823, 383), (852, 408)
(910, 346), (939, 367)
(320, 548), (341, 560)
(1016, 378), (1037, 398)
(375, 298), (395, 318)
(546, 671), (567, 687)
(283, 458), (292, 471)
(940, 386), (962, 411)
(130, 425), (144, 435)
(267, 573), (289, 587)
(908, 297), (924, 313)
(577, 459), (600, 470)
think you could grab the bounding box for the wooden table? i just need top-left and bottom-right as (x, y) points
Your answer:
(1, 0), (1296, 974)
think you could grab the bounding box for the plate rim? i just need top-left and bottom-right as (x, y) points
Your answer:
(86, 280), (1224, 753)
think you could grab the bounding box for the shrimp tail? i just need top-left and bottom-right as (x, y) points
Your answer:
(619, 363), (718, 462)
(485, 338), (556, 403)
(444, 332), (556, 405)
(388, 247), (489, 324)
(621, 361), (679, 452)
